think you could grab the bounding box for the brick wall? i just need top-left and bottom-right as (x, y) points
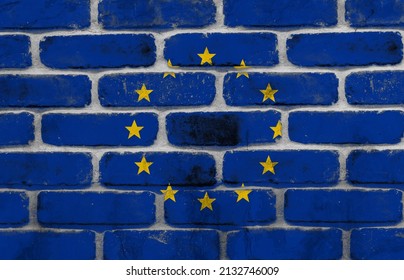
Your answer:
(0, 0), (403, 260)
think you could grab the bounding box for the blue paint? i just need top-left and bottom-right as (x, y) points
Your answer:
(165, 33), (278, 67)
(42, 113), (158, 146)
(165, 190), (276, 228)
(285, 190), (403, 228)
(346, 0), (404, 27)
(104, 230), (220, 260)
(0, 113), (34, 146)
(287, 32), (403, 66)
(223, 150), (339, 187)
(224, 0), (337, 27)
(289, 111), (404, 144)
(0, 153), (92, 189)
(346, 71), (404, 105)
(0, 192), (29, 227)
(347, 150), (404, 187)
(166, 111), (281, 146)
(224, 73), (338, 106)
(351, 229), (404, 260)
(40, 34), (156, 69)
(38, 191), (155, 230)
(0, 75), (91, 107)
(0, 0), (89, 29)
(99, 0), (215, 29)
(99, 73), (215, 107)
(0, 231), (95, 260)
(228, 229), (342, 260)
(100, 152), (216, 188)
(0, 35), (31, 68)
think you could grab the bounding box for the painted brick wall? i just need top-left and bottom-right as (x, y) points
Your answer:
(0, 0), (403, 260)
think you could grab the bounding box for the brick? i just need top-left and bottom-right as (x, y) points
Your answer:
(165, 190), (276, 228)
(285, 190), (402, 228)
(0, 113), (34, 146)
(99, 73), (215, 107)
(224, 73), (338, 106)
(38, 191), (155, 230)
(42, 113), (158, 147)
(0, 0), (89, 30)
(0, 153), (92, 189)
(0, 231), (95, 260)
(0, 75), (91, 108)
(0, 192), (29, 227)
(287, 32), (403, 67)
(346, 0), (404, 27)
(351, 229), (404, 260)
(347, 150), (404, 187)
(99, 0), (215, 29)
(346, 71), (404, 105)
(0, 35), (31, 68)
(289, 111), (404, 144)
(224, 0), (337, 28)
(223, 150), (339, 187)
(227, 229), (342, 260)
(104, 230), (219, 260)
(166, 111), (281, 146)
(100, 152), (216, 187)
(40, 34), (155, 69)
(164, 33), (278, 67)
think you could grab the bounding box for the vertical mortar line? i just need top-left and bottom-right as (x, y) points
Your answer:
(342, 230), (351, 260)
(28, 34), (43, 70)
(219, 231), (228, 260)
(213, 0), (225, 27)
(338, 148), (349, 187)
(280, 110), (290, 144)
(336, 71), (350, 108)
(33, 113), (44, 146)
(95, 232), (104, 260)
(276, 31), (293, 67)
(337, 0), (348, 27)
(155, 192), (166, 226)
(90, 0), (102, 32)
(27, 191), (40, 229)
(88, 74), (103, 111)
(90, 150), (101, 190)
(273, 188), (287, 226)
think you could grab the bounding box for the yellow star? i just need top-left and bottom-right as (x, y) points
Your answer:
(135, 155), (153, 175)
(270, 121), (282, 139)
(234, 59), (250, 78)
(198, 192), (216, 211)
(135, 84), (153, 102)
(260, 155), (278, 175)
(161, 184), (178, 202)
(260, 83), (278, 102)
(163, 59), (179, 78)
(125, 120), (144, 139)
(234, 183), (252, 202)
(197, 47), (216, 65)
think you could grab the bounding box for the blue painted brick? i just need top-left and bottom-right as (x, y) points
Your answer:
(38, 191), (155, 230)
(227, 229), (342, 260)
(104, 230), (219, 260)
(165, 33), (278, 67)
(40, 34), (156, 69)
(224, 0), (337, 28)
(287, 32), (403, 67)
(165, 190), (276, 228)
(223, 150), (339, 187)
(0, 35), (31, 68)
(0, 75), (91, 108)
(0, 0), (90, 30)
(42, 113), (158, 147)
(99, 73), (215, 107)
(224, 73), (338, 106)
(346, 71), (404, 105)
(100, 152), (216, 188)
(166, 111), (281, 146)
(0, 113), (34, 146)
(351, 229), (404, 260)
(0, 231), (95, 260)
(0, 192), (29, 227)
(99, 0), (216, 29)
(347, 150), (404, 187)
(346, 0), (404, 27)
(0, 153), (92, 189)
(285, 190), (403, 228)
(289, 111), (404, 144)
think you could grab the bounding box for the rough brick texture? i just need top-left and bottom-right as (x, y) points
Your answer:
(0, 0), (403, 260)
